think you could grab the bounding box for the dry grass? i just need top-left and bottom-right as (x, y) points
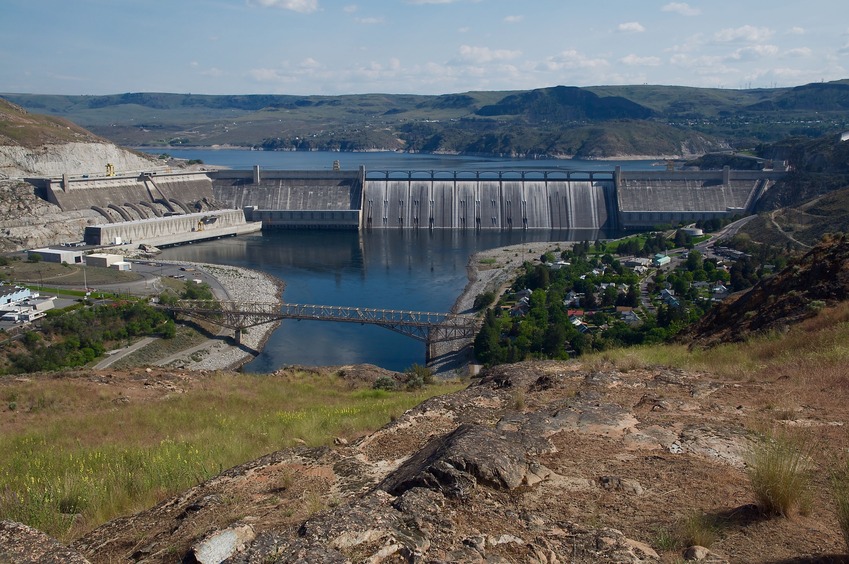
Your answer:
(832, 462), (849, 551)
(745, 429), (814, 518)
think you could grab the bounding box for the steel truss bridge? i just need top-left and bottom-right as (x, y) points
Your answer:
(162, 300), (480, 354)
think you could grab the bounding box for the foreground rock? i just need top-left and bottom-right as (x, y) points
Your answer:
(0, 521), (90, 563)
(61, 358), (848, 562)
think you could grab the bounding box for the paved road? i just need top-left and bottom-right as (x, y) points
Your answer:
(94, 336), (157, 369)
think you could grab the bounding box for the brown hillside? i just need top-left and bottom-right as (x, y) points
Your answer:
(683, 234), (849, 347)
(0, 97), (103, 147)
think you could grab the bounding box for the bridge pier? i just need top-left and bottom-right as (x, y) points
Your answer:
(234, 328), (242, 345)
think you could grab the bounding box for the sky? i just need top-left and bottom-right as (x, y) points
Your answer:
(1, 0), (848, 96)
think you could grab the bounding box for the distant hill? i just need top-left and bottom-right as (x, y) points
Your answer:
(475, 86), (655, 121)
(3, 80), (849, 158)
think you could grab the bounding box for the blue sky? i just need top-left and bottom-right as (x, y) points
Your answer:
(1, 0), (847, 96)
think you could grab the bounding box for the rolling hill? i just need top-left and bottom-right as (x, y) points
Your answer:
(3, 80), (848, 158)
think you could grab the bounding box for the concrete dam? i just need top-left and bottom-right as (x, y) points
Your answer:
(210, 165), (783, 232)
(27, 164), (785, 247)
(361, 171), (616, 231)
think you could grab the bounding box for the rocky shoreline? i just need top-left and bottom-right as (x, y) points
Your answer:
(154, 261), (285, 371)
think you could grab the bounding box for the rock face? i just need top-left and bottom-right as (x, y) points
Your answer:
(0, 179), (102, 251)
(0, 142), (155, 179)
(0, 520), (91, 563)
(65, 361), (798, 563)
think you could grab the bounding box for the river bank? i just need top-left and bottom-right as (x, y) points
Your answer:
(150, 262), (284, 371)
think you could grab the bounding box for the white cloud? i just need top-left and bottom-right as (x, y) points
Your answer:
(504, 15), (523, 24)
(715, 25), (773, 43)
(343, 4), (357, 13)
(458, 45), (521, 64)
(299, 57), (322, 69)
(727, 44), (779, 61)
(543, 50), (609, 71)
(355, 16), (384, 24)
(408, 0), (461, 4)
(668, 33), (705, 54)
(785, 47), (812, 57)
(249, 0), (318, 13)
(661, 3), (701, 16)
(248, 68), (295, 83)
(617, 22), (645, 33)
(620, 54), (661, 66)
(200, 67), (224, 77)
(839, 41), (849, 55)
(788, 26), (805, 35)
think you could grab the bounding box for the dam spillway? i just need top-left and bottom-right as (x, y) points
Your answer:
(210, 167), (623, 232)
(362, 173), (617, 231)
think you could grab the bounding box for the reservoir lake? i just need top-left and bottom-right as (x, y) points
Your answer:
(151, 150), (656, 372)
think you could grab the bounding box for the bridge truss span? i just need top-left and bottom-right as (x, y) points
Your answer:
(164, 300), (480, 349)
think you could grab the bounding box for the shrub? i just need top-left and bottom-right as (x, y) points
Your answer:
(372, 376), (398, 391)
(473, 291), (496, 311)
(403, 363), (434, 390)
(745, 430), (812, 517)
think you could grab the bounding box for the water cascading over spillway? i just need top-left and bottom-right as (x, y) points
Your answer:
(363, 177), (617, 230)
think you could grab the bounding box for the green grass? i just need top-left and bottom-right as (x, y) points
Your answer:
(0, 371), (464, 540)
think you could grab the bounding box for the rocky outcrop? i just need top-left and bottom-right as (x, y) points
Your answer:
(0, 142), (156, 179)
(0, 521), (91, 563)
(63, 361), (781, 562)
(684, 234), (849, 347)
(0, 179), (101, 251)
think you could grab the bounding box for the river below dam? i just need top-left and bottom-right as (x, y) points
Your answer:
(154, 150), (655, 372)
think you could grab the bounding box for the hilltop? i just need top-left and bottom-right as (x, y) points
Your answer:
(0, 97), (156, 178)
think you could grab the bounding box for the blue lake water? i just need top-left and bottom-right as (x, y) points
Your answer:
(154, 150), (655, 372)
